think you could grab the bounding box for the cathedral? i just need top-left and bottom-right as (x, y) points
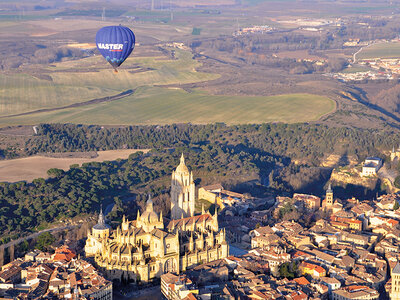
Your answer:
(84, 154), (229, 282)
(171, 154), (196, 219)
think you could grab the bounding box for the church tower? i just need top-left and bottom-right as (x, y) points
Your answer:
(170, 153), (196, 220)
(325, 183), (333, 209)
(391, 263), (400, 299)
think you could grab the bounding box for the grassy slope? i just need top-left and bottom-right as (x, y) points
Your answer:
(0, 44), (336, 125)
(0, 49), (218, 117)
(357, 42), (400, 60)
(0, 86), (336, 125)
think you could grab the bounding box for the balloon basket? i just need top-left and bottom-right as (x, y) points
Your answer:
(113, 69), (118, 74)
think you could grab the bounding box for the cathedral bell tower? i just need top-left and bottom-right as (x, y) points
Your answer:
(325, 183), (333, 209)
(170, 153), (196, 220)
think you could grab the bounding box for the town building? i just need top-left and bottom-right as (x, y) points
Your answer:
(85, 154), (229, 282)
(361, 157), (382, 177)
(300, 261), (326, 278)
(0, 247), (112, 300)
(161, 273), (198, 300)
(198, 183), (246, 209)
(391, 263), (400, 300)
(293, 193), (321, 210)
(332, 285), (379, 300)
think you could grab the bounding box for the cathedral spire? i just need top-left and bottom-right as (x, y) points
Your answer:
(98, 205), (105, 226)
(327, 183), (332, 193)
(146, 194), (154, 212)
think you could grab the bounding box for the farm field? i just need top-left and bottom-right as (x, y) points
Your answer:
(356, 41), (400, 60)
(0, 87), (336, 126)
(0, 149), (150, 183)
(0, 49), (219, 117)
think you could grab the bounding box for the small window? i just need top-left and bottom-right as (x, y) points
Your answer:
(166, 244), (170, 249)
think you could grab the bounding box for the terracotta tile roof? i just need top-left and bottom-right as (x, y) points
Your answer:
(290, 290), (308, 300)
(167, 213), (213, 230)
(293, 276), (310, 285)
(250, 290), (270, 299)
(183, 293), (198, 300)
(302, 262), (326, 275)
(53, 245), (76, 262)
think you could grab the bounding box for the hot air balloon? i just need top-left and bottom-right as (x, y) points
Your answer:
(95, 25), (135, 72)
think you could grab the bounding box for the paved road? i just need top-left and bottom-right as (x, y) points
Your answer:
(0, 225), (78, 250)
(229, 244), (248, 256)
(352, 42), (375, 63)
(117, 285), (162, 300)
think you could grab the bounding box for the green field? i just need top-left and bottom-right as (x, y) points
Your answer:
(357, 42), (400, 60)
(0, 49), (218, 117)
(0, 47), (336, 126)
(0, 86), (335, 126)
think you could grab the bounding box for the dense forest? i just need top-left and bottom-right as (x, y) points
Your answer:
(0, 146), (274, 242)
(24, 123), (398, 164)
(1, 122), (399, 241)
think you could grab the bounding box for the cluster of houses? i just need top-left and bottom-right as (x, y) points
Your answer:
(162, 186), (400, 299)
(233, 25), (275, 36)
(2, 161), (400, 300)
(0, 245), (112, 299)
(328, 71), (393, 82)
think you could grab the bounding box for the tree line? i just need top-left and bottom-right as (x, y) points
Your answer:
(24, 123), (399, 164)
(1, 122), (399, 240)
(0, 145), (275, 241)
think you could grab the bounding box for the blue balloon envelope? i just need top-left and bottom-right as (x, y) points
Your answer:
(95, 25), (135, 70)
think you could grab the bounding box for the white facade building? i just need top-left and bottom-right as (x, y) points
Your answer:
(361, 157), (382, 177)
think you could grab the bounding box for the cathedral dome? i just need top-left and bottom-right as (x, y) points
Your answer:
(175, 153), (189, 174)
(140, 195), (159, 224)
(141, 211), (159, 223)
